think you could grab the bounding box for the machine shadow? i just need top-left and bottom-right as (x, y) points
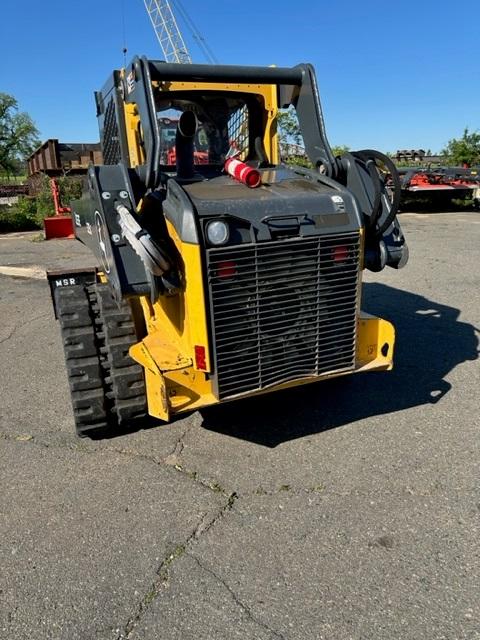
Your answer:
(199, 282), (479, 447)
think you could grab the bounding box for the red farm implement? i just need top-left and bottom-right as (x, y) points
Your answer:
(43, 179), (75, 240)
(397, 166), (480, 206)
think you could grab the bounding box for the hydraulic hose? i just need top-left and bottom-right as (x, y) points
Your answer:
(116, 203), (170, 276)
(353, 149), (402, 237)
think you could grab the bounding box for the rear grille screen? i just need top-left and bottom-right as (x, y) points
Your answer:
(207, 232), (361, 400)
(102, 98), (121, 165)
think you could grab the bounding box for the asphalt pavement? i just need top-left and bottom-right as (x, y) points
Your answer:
(0, 212), (479, 640)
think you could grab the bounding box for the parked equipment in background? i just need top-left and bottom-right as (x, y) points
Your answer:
(43, 179), (75, 240)
(26, 139), (102, 195)
(395, 149), (427, 163)
(46, 57), (409, 438)
(398, 166), (480, 203)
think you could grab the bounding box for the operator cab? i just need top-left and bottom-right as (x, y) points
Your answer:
(155, 90), (268, 178)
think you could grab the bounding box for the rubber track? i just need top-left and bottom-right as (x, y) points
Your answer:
(93, 284), (147, 427)
(55, 283), (147, 437)
(55, 285), (109, 436)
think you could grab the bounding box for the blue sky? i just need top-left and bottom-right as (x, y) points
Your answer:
(0, 0), (477, 153)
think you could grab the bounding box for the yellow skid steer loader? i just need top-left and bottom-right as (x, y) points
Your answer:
(47, 57), (408, 437)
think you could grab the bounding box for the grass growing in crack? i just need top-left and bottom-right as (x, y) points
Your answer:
(279, 484), (291, 492)
(158, 544), (187, 582)
(121, 493), (238, 638)
(143, 586), (158, 606)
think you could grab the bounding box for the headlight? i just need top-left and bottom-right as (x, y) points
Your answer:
(206, 220), (229, 246)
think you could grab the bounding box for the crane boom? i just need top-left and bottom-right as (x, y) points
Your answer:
(143, 0), (192, 63)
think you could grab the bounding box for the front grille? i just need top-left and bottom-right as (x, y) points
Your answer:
(207, 231), (361, 400)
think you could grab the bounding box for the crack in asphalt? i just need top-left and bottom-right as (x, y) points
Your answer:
(5, 425), (473, 638)
(107, 442), (233, 497)
(0, 430), (235, 497)
(189, 553), (287, 640)
(0, 431), (325, 503)
(0, 312), (50, 346)
(247, 485), (326, 498)
(2, 432), (473, 500)
(116, 492), (238, 639)
(167, 423), (193, 459)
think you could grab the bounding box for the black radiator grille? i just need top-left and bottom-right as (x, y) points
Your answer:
(207, 232), (361, 400)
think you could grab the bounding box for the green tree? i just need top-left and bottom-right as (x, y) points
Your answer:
(0, 93), (40, 175)
(277, 109), (303, 145)
(442, 128), (480, 166)
(277, 110), (350, 161)
(331, 145), (351, 157)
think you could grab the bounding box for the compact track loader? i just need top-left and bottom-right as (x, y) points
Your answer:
(48, 57), (408, 437)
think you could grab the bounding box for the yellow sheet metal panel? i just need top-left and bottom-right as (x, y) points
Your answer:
(129, 341), (170, 421)
(145, 220), (212, 372)
(154, 81), (277, 109)
(123, 102), (145, 168)
(130, 336), (216, 418)
(96, 270), (107, 284)
(163, 368), (218, 413)
(142, 332), (192, 371)
(356, 313), (395, 371)
(129, 217), (216, 417)
(179, 242), (212, 371)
